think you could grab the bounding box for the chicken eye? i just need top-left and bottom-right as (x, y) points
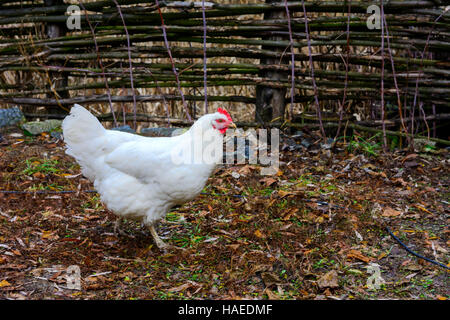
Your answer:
(216, 119), (224, 123)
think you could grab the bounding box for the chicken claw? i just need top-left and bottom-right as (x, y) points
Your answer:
(148, 225), (186, 252)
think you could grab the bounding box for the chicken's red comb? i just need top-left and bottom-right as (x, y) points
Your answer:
(217, 108), (232, 122)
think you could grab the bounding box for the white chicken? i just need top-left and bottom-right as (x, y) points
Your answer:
(62, 104), (235, 250)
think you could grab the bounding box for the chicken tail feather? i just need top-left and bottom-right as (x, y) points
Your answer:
(62, 104), (106, 180)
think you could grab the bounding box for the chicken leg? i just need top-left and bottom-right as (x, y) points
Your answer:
(114, 218), (125, 236)
(148, 224), (172, 251)
(113, 218), (134, 238)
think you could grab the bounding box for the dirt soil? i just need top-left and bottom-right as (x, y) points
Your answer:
(0, 128), (448, 300)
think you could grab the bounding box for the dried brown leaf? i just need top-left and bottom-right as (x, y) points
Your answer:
(347, 249), (373, 263)
(317, 270), (339, 289)
(168, 282), (191, 293)
(382, 207), (402, 217)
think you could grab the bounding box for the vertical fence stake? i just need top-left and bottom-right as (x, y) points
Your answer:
(44, 0), (69, 114)
(283, 0), (295, 122)
(255, 0), (288, 124)
(380, 0), (388, 150)
(202, 0), (208, 114)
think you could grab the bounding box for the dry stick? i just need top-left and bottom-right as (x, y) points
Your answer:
(411, 8), (448, 142)
(201, 0), (208, 114)
(301, 0), (325, 138)
(137, 64), (171, 125)
(383, 14), (409, 145)
(78, 1), (117, 127)
(380, 1), (388, 150)
(154, 0), (191, 121)
(0, 1), (442, 18)
(146, 71), (171, 126)
(419, 102), (430, 140)
(24, 111), (450, 125)
(416, 57), (433, 140)
(411, 64), (418, 137)
(17, 62), (448, 84)
(113, 0), (137, 130)
(28, 38), (69, 113)
(119, 61), (126, 126)
(334, 0), (351, 142)
(404, 48), (413, 139)
(122, 7), (180, 125)
(6, 23), (450, 52)
(186, 41), (199, 119)
(37, 64), (120, 77)
(43, 47), (445, 71)
(283, 0), (295, 121)
(432, 104), (436, 138)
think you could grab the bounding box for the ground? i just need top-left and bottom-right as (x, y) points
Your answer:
(0, 128), (448, 300)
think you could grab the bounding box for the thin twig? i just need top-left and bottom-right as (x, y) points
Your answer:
(119, 61), (127, 125)
(419, 102), (430, 140)
(283, 0), (295, 121)
(383, 14), (409, 144)
(432, 104), (436, 138)
(380, 0), (388, 150)
(201, 0), (208, 114)
(78, 1), (117, 127)
(334, 0), (351, 142)
(112, 0), (137, 130)
(154, 0), (192, 121)
(411, 7), (448, 143)
(301, 0), (325, 139)
(37, 65), (120, 77)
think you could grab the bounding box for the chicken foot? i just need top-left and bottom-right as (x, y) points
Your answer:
(148, 224), (184, 252)
(148, 224), (171, 250)
(113, 218), (134, 238)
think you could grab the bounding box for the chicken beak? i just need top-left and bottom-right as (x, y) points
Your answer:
(229, 122), (237, 129)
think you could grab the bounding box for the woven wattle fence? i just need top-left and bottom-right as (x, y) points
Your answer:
(0, 1), (449, 145)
